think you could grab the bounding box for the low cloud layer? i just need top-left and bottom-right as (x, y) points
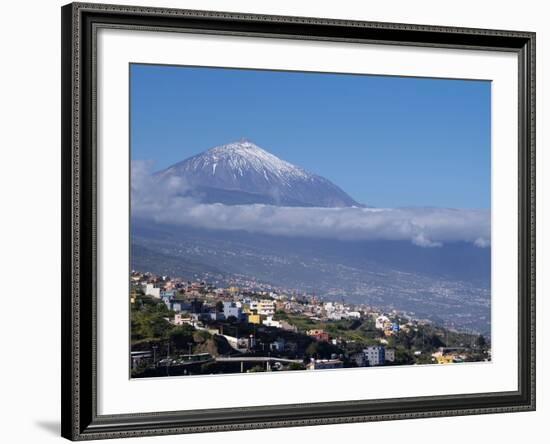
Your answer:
(132, 161), (490, 248)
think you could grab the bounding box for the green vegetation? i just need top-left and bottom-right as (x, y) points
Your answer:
(276, 312), (382, 345)
(131, 293), (174, 347)
(168, 325), (195, 350)
(288, 362), (306, 371)
(305, 341), (341, 360)
(248, 365), (265, 373)
(131, 291), (229, 376)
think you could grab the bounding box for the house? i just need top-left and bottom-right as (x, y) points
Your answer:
(246, 313), (262, 324)
(385, 348), (396, 363)
(190, 282), (206, 291)
(161, 290), (176, 299)
(249, 299), (275, 317)
(346, 311), (361, 319)
(375, 315), (391, 330)
(172, 313), (187, 326)
(327, 311), (344, 321)
(143, 283), (160, 299)
(263, 316), (281, 328)
(363, 346), (386, 366)
(432, 349), (462, 364)
(351, 353), (368, 367)
(433, 353), (455, 364)
(205, 311), (225, 321)
(170, 300), (190, 312)
(306, 329), (330, 342)
(223, 301), (244, 320)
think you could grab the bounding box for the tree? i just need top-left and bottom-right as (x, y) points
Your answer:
(305, 341), (340, 359)
(131, 310), (173, 341)
(169, 325), (195, 351)
(476, 334), (487, 349)
(429, 334), (445, 349)
(288, 362), (305, 371)
(394, 347), (415, 365)
(215, 301), (224, 313)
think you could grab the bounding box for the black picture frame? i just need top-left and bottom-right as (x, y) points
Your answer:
(61, 2), (536, 440)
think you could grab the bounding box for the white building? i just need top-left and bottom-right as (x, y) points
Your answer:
(375, 315), (391, 330)
(327, 311), (344, 321)
(144, 283), (160, 299)
(364, 346), (386, 366)
(250, 299), (275, 317)
(346, 311), (361, 319)
(385, 348), (396, 363)
(223, 301), (244, 320)
(172, 313), (185, 325)
(263, 316), (281, 328)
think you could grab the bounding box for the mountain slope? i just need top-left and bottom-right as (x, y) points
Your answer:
(155, 139), (361, 207)
(131, 220), (491, 334)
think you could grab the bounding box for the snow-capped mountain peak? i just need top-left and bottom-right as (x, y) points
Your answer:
(156, 140), (361, 208)
(196, 139), (309, 182)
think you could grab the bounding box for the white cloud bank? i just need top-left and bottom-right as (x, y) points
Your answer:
(131, 161), (490, 248)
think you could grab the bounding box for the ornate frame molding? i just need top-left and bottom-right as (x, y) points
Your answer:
(61, 2), (535, 440)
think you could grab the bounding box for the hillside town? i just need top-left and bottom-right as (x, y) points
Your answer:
(130, 271), (491, 377)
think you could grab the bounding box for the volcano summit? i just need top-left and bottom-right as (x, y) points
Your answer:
(154, 139), (361, 207)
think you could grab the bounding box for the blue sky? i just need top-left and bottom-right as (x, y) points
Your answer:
(131, 64), (491, 208)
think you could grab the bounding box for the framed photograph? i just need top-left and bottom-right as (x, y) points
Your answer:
(61, 2), (535, 440)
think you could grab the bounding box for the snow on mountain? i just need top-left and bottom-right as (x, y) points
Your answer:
(155, 139), (362, 207)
